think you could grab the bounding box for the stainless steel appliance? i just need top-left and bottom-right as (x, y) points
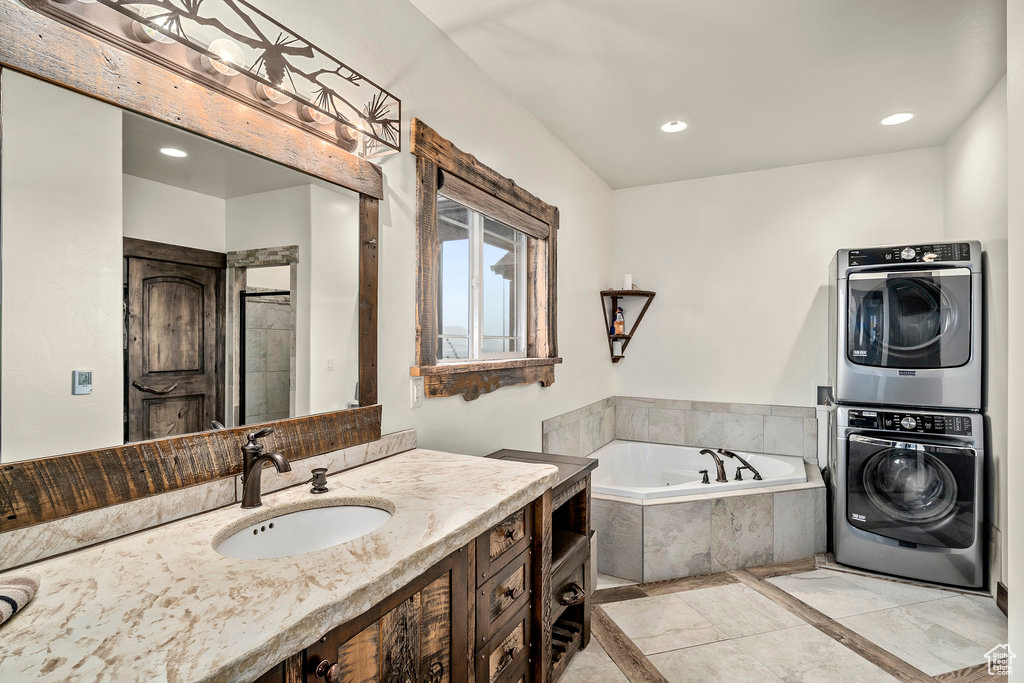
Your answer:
(828, 241), (982, 411)
(830, 405), (984, 588)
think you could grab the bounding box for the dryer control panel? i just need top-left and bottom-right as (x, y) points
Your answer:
(847, 242), (971, 266)
(847, 409), (973, 436)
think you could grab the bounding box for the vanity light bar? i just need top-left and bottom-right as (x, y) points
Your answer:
(31, 0), (401, 160)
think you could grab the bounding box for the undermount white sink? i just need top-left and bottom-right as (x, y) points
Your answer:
(214, 504), (392, 560)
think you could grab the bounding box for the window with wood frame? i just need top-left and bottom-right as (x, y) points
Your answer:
(411, 119), (561, 401)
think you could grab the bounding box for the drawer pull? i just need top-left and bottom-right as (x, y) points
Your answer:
(427, 661), (445, 682)
(498, 645), (520, 671)
(503, 586), (522, 600)
(504, 528), (517, 540)
(314, 659), (340, 683)
(558, 582), (586, 606)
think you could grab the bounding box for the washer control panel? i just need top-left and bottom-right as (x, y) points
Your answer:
(847, 242), (971, 266)
(847, 409), (973, 435)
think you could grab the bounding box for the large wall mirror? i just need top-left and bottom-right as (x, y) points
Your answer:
(1, 70), (362, 463)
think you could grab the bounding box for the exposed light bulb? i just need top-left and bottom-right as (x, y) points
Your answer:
(880, 112), (914, 126)
(201, 38), (245, 77)
(300, 105), (331, 125)
(130, 6), (176, 44)
(660, 120), (688, 133)
(252, 82), (291, 105)
(159, 147), (188, 158)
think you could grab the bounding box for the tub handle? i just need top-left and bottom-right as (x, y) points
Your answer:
(699, 469), (710, 484)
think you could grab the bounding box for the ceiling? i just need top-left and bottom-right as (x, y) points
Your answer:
(410, 0), (1006, 188)
(122, 112), (338, 199)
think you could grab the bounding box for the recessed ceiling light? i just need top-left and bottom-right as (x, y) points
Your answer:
(880, 112), (914, 126)
(660, 120), (688, 133)
(160, 147), (188, 158)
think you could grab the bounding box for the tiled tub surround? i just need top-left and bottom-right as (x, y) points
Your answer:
(594, 464), (826, 582)
(0, 429), (417, 571)
(543, 396), (818, 464)
(0, 450), (559, 682)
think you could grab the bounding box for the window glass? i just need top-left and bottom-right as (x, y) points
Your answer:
(436, 195), (526, 361)
(482, 217), (524, 356)
(437, 197), (470, 360)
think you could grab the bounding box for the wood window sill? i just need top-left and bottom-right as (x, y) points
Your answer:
(411, 357), (563, 401)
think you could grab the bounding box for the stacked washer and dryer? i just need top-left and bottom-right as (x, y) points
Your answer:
(827, 241), (985, 588)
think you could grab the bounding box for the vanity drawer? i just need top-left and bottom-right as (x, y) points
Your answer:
(475, 605), (531, 683)
(476, 506), (533, 586)
(476, 548), (531, 649)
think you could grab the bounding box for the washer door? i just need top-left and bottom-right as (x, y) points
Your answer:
(847, 268), (972, 369)
(847, 434), (976, 548)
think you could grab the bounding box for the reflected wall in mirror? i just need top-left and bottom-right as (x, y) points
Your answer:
(0, 71), (360, 463)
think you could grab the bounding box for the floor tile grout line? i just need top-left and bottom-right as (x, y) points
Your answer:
(728, 568), (939, 683)
(591, 604), (670, 683)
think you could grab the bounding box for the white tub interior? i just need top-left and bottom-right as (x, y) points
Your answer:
(589, 440), (807, 499)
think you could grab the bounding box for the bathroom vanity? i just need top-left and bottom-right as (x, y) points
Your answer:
(0, 451), (560, 682)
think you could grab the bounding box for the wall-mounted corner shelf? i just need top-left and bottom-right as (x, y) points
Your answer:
(601, 289), (656, 363)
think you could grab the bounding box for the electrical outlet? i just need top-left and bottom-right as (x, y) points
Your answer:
(410, 377), (424, 408)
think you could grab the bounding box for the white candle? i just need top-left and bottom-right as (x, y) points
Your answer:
(612, 340), (623, 356)
(623, 273), (633, 290)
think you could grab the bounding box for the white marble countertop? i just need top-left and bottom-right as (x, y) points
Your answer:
(0, 449), (559, 682)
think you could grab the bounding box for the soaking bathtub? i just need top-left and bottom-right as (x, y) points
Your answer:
(589, 440), (807, 500)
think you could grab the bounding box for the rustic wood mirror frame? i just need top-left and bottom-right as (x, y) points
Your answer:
(0, 1), (382, 532)
(410, 119), (561, 401)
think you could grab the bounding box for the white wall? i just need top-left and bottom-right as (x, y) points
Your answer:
(1006, 0), (1024, 664)
(1, 71), (124, 461)
(247, 265), (291, 291)
(943, 76), (1008, 593)
(255, 0), (615, 455)
(226, 186), (312, 415)
(123, 175), (226, 252)
(610, 148), (945, 406)
(308, 185), (360, 413)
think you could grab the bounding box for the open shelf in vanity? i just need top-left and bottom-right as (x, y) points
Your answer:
(487, 449), (597, 680)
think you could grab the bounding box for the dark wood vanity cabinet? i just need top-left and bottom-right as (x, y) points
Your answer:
(486, 451), (597, 681)
(302, 548), (468, 682)
(252, 504), (539, 683)
(253, 462), (598, 683)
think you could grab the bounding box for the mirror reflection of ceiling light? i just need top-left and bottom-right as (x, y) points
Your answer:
(660, 121), (688, 133)
(159, 147), (188, 158)
(130, 6), (177, 44)
(880, 112), (914, 126)
(202, 38), (245, 77)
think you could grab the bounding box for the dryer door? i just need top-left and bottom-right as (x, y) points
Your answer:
(846, 434), (976, 548)
(847, 268), (972, 369)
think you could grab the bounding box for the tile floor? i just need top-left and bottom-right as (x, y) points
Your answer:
(579, 569), (1007, 682)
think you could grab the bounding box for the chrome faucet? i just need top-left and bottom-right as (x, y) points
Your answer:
(699, 449), (729, 482)
(240, 428), (292, 508)
(717, 448), (762, 481)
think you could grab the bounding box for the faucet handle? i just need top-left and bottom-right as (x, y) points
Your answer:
(698, 469), (710, 484)
(246, 427), (275, 443)
(735, 466), (744, 481)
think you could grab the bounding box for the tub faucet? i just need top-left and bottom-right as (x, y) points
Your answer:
(699, 449), (729, 483)
(241, 428), (292, 508)
(718, 449), (762, 481)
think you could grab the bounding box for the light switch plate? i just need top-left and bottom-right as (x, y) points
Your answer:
(410, 377), (424, 408)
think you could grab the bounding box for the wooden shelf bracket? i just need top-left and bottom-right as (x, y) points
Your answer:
(600, 289), (656, 363)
